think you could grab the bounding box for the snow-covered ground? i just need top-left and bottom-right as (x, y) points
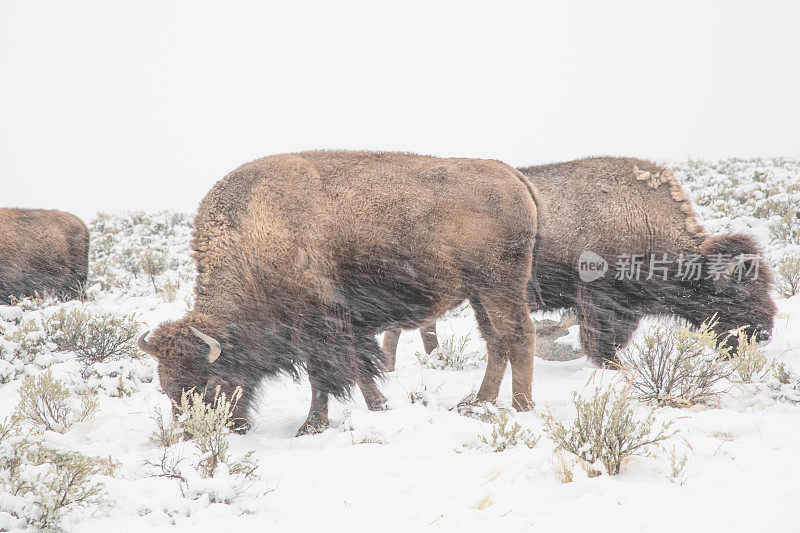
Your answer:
(1, 159), (799, 532)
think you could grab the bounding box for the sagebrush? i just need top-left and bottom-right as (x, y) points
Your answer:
(148, 386), (259, 487)
(619, 321), (732, 407)
(13, 370), (97, 433)
(0, 422), (114, 529)
(544, 387), (673, 475)
(44, 307), (141, 364)
(478, 410), (539, 452)
(776, 254), (800, 297)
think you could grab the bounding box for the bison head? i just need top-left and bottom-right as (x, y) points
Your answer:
(138, 313), (250, 431)
(695, 233), (776, 350)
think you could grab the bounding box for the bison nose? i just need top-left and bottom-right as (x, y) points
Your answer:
(755, 328), (772, 344)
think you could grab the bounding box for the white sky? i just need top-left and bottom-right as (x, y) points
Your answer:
(2, 1), (799, 220)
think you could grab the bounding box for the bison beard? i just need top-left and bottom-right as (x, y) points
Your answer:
(0, 208), (89, 303)
(382, 157), (777, 368)
(138, 151), (541, 435)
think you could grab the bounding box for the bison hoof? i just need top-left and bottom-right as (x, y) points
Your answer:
(512, 397), (535, 412)
(295, 418), (329, 437)
(365, 396), (390, 412)
(455, 395), (500, 422)
(593, 356), (621, 370)
(232, 419), (251, 434)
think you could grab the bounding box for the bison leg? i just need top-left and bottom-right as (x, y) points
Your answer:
(472, 296), (507, 404)
(354, 332), (389, 411)
(473, 291), (535, 411)
(420, 323), (439, 355)
(381, 329), (402, 371)
(576, 286), (640, 367)
(357, 374), (389, 411)
(296, 362), (330, 436)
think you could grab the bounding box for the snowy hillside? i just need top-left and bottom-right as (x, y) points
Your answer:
(1, 159), (799, 532)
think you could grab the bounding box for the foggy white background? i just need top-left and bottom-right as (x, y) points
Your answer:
(2, 1), (798, 220)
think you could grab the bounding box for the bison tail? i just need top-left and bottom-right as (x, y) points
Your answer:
(514, 170), (545, 309)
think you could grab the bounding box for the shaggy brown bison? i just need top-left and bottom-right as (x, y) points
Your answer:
(383, 157), (775, 368)
(138, 151), (541, 435)
(0, 208), (89, 304)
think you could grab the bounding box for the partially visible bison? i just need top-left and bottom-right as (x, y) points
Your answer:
(383, 157), (776, 368)
(0, 208), (89, 304)
(138, 151), (542, 435)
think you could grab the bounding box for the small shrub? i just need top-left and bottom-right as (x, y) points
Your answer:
(416, 332), (484, 370)
(666, 445), (689, 485)
(730, 330), (770, 383)
(772, 361), (791, 385)
(176, 387), (241, 478)
(161, 278), (181, 302)
(149, 407), (183, 448)
(0, 422), (113, 529)
(164, 387), (255, 480)
(14, 370), (97, 433)
(544, 387), (673, 475)
(8, 293), (59, 312)
(408, 381), (440, 407)
(550, 449), (576, 483)
(44, 308), (141, 364)
(141, 248), (169, 292)
(619, 321), (732, 407)
(4, 319), (55, 364)
(145, 388), (259, 503)
(478, 410), (539, 452)
(776, 255), (800, 297)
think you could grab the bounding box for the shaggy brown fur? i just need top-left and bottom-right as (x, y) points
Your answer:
(0, 209), (89, 303)
(383, 157), (776, 368)
(139, 151), (541, 435)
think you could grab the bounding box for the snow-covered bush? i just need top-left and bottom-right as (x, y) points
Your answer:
(88, 211), (195, 296)
(729, 330), (771, 383)
(665, 445), (689, 485)
(416, 332), (484, 370)
(549, 449), (577, 483)
(0, 319), (56, 382)
(478, 410), (539, 452)
(544, 387), (673, 476)
(13, 370), (97, 433)
(619, 321), (732, 407)
(673, 158), (800, 235)
(776, 254), (800, 297)
(44, 307), (142, 365)
(145, 387), (259, 503)
(0, 421), (114, 530)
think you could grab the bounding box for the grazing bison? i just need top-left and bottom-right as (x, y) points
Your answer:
(383, 157), (775, 368)
(0, 208), (89, 304)
(138, 151), (541, 435)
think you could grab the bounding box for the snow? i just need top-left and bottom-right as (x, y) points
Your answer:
(1, 159), (799, 531)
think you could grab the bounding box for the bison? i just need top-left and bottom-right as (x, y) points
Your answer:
(137, 151), (542, 435)
(0, 208), (89, 304)
(383, 157), (776, 368)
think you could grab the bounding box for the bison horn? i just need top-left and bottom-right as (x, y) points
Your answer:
(138, 331), (152, 353)
(190, 326), (222, 363)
